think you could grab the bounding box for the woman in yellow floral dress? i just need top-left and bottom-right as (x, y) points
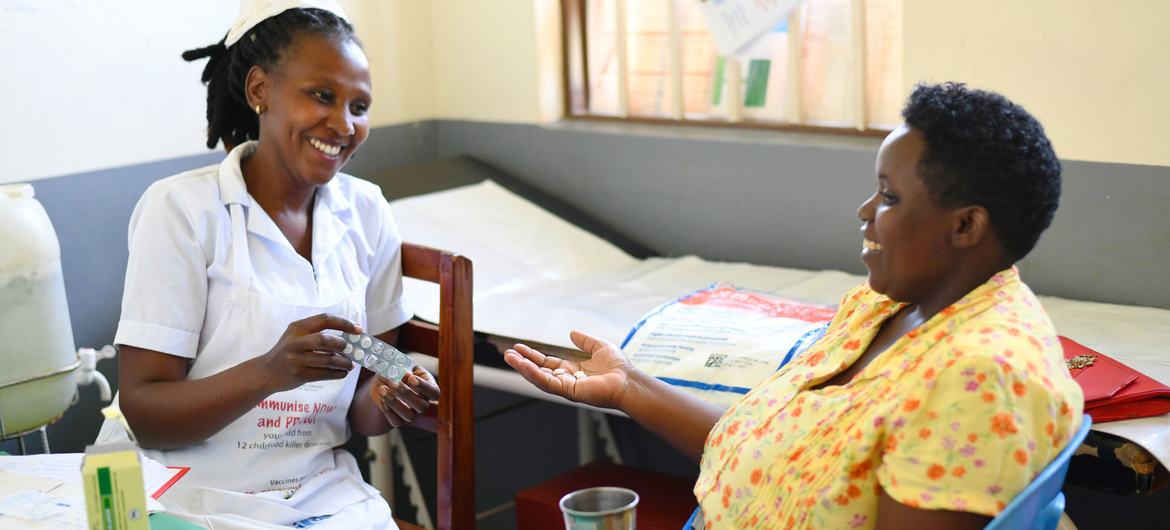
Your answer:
(504, 82), (1084, 530)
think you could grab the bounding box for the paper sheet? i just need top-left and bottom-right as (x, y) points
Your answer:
(0, 453), (177, 499)
(0, 470), (60, 498)
(697, 0), (804, 57)
(0, 453), (85, 483)
(0, 451), (172, 530)
(0, 491), (75, 520)
(0, 504), (88, 530)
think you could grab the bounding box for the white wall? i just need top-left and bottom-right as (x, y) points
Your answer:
(0, 0), (435, 184)
(904, 0), (1170, 168)
(429, 0), (546, 124)
(6, 0), (1166, 185)
(0, 0), (236, 183)
(341, 0), (435, 126)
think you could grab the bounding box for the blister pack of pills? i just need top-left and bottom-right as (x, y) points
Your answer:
(341, 333), (415, 382)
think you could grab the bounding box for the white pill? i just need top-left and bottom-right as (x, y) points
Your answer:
(360, 336), (373, 348)
(553, 368), (567, 376)
(573, 371), (587, 379)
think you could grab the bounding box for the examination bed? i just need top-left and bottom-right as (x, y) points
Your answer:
(369, 156), (1170, 497)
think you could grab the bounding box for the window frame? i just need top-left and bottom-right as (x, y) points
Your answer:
(559, 0), (893, 139)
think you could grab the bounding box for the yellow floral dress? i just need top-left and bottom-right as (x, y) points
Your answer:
(694, 268), (1084, 529)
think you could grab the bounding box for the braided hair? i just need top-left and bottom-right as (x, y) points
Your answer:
(182, 8), (357, 150)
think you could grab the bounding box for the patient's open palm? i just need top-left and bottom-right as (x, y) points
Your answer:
(504, 331), (632, 410)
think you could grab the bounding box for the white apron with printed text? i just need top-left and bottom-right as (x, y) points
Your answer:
(102, 200), (395, 530)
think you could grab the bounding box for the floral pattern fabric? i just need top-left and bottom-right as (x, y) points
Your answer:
(694, 268), (1084, 529)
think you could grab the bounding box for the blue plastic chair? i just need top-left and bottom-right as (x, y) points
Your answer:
(985, 414), (1092, 530)
(680, 415), (1091, 530)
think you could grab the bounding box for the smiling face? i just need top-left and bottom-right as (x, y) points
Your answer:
(857, 125), (965, 302)
(247, 32), (371, 187)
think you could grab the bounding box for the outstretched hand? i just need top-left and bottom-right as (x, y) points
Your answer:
(503, 330), (634, 410)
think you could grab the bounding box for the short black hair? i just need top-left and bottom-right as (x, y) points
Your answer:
(181, 8), (356, 150)
(902, 82), (1061, 261)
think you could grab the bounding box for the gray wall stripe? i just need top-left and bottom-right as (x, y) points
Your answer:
(434, 119), (1170, 309)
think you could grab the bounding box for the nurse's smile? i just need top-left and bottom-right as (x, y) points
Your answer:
(308, 137), (344, 157)
(306, 136), (348, 175)
(250, 31), (372, 189)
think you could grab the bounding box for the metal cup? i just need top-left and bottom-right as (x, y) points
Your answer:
(559, 486), (638, 530)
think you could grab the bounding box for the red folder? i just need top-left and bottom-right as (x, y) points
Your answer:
(1061, 336), (1170, 423)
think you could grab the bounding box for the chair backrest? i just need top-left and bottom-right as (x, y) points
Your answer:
(985, 415), (1092, 530)
(396, 242), (475, 530)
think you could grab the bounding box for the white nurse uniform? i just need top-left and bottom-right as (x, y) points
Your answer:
(98, 141), (410, 529)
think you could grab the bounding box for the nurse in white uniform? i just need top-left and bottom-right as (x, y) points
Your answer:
(96, 2), (437, 528)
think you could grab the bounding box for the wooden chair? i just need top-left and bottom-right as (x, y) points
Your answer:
(392, 242), (475, 530)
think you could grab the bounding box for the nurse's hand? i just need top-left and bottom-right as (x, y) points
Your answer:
(370, 366), (440, 428)
(258, 313), (361, 393)
(504, 330), (633, 410)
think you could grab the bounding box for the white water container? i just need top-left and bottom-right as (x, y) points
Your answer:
(0, 183), (79, 439)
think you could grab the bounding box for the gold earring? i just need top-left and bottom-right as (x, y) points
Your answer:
(255, 104), (264, 115)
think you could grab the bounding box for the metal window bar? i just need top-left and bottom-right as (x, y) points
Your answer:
(785, 5), (804, 125)
(615, 0), (631, 117)
(726, 58), (743, 123)
(561, 0), (590, 115)
(562, 0), (888, 137)
(580, 0), (591, 112)
(850, 0), (868, 130)
(667, 0), (685, 120)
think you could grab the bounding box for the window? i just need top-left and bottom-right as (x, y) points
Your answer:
(561, 0), (903, 135)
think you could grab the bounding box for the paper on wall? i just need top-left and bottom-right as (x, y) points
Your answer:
(697, 0), (805, 57)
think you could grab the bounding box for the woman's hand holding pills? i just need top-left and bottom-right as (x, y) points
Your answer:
(370, 365), (440, 428)
(257, 313), (363, 393)
(504, 330), (634, 410)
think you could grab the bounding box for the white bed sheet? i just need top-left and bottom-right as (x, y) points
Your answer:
(390, 180), (1170, 468)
